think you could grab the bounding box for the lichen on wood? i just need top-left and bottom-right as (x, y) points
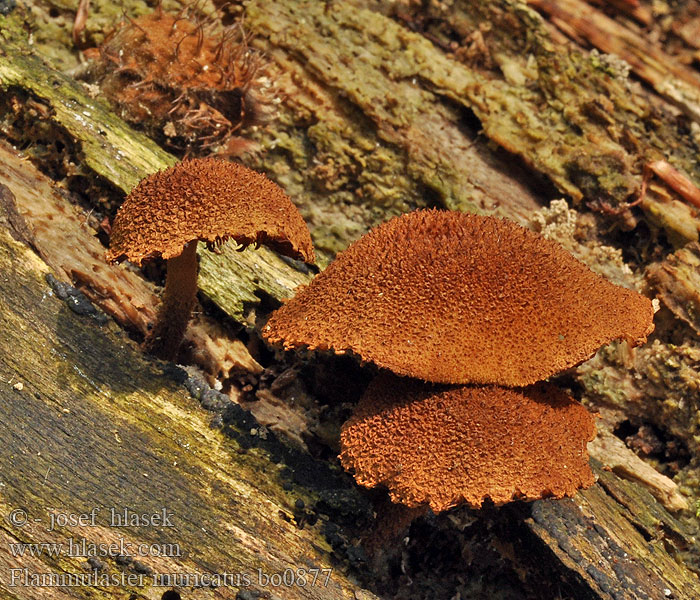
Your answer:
(0, 203), (373, 600)
(578, 340), (700, 502)
(0, 23), (175, 193)
(2, 0), (700, 596)
(243, 0), (700, 251)
(244, 0), (548, 260)
(0, 19), (315, 324)
(528, 0), (700, 124)
(198, 245), (313, 323)
(525, 462), (699, 600)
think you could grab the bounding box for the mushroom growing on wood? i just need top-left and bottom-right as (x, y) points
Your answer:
(264, 208), (656, 511)
(264, 209), (653, 386)
(340, 374), (596, 511)
(107, 158), (314, 360)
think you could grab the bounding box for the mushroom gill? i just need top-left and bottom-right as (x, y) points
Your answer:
(264, 209), (653, 386)
(107, 158), (314, 360)
(340, 374), (596, 512)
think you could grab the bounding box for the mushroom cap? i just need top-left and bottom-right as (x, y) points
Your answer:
(340, 374), (596, 512)
(106, 158), (315, 265)
(263, 209), (653, 386)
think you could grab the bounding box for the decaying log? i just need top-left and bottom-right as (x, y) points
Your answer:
(523, 463), (698, 599)
(242, 0), (700, 247)
(0, 188), (379, 599)
(1, 0), (700, 598)
(647, 242), (700, 336)
(527, 0), (700, 122)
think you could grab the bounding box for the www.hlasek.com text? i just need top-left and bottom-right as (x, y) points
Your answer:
(8, 536), (182, 559)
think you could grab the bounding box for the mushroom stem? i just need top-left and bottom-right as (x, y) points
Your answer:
(362, 497), (427, 560)
(143, 241), (199, 361)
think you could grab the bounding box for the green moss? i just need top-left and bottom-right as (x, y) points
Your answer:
(0, 223), (359, 598)
(246, 0), (700, 248)
(0, 23), (315, 323)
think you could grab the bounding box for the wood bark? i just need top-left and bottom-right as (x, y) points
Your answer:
(0, 181), (372, 600)
(1, 1), (699, 599)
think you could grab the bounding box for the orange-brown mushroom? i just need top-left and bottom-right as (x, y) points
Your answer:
(107, 158), (314, 360)
(264, 209), (653, 386)
(340, 374), (596, 512)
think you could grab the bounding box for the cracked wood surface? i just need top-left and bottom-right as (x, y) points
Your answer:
(1, 0), (700, 598)
(0, 179), (373, 600)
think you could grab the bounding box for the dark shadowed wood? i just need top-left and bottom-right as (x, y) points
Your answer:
(1, 0), (699, 598)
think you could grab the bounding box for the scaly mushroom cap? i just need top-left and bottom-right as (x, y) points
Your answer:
(340, 374), (596, 512)
(264, 210), (653, 386)
(106, 158), (314, 265)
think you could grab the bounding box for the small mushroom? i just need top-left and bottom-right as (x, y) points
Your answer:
(340, 374), (596, 512)
(264, 209), (653, 386)
(107, 158), (314, 360)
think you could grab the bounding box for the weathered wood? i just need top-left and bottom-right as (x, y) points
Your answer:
(0, 30), (174, 194)
(579, 339), (700, 499)
(0, 13), (313, 322)
(588, 429), (688, 512)
(0, 193), (375, 600)
(241, 0), (700, 248)
(524, 462), (698, 600)
(647, 242), (700, 336)
(528, 0), (700, 122)
(1, 0), (700, 598)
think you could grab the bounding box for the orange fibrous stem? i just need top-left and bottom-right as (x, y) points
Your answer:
(143, 241), (199, 361)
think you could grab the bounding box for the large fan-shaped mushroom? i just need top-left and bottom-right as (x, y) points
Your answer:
(264, 209), (653, 386)
(340, 374), (596, 512)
